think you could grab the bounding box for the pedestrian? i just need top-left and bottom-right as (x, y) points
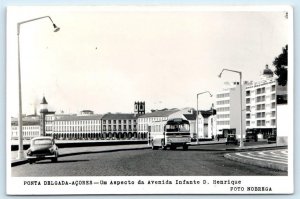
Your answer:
(217, 135), (220, 141)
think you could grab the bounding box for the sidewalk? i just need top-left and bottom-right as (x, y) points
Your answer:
(224, 149), (288, 171)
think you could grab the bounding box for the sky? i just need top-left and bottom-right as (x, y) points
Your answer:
(6, 6), (290, 116)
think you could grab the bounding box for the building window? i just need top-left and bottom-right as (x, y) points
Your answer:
(246, 106), (251, 111)
(272, 102), (276, 109)
(216, 100), (230, 105)
(217, 107), (230, 112)
(108, 126), (111, 131)
(272, 85), (276, 91)
(246, 98), (251, 104)
(216, 121), (230, 125)
(256, 104), (265, 110)
(271, 111), (276, 117)
(108, 120), (111, 124)
(246, 91), (250, 96)
(256, 88), (261, 94)
(257, 120), (266, 126)
(118, 125), (121, 130)
(113, 125), (116, 131)
(246, 121), (250, 126)
(271, 119), (276, 126)
(113, 120), (116, 124)
(246, 113), (250, 119)
(217, 93), (230, 98)
(217, 114), (229, 119)
(271, 93), (276, 100)
(256, 95), (266, 103)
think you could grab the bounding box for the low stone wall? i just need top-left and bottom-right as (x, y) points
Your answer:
(11, 140), (148, 151)
(277, 136), (288, 146)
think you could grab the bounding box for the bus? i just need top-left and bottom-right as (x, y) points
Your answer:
(150, 118), (191, 150)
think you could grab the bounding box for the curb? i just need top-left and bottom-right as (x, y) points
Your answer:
(224, 152), (288, 171)
(11, 159), (28, 167)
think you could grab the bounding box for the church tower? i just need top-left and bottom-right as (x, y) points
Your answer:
(134, 101), (145, 115)
(40, 96), (48, 136)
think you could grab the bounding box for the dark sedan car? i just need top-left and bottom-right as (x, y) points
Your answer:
(226, 134), (238, 145)
(27, 136), (59, 164)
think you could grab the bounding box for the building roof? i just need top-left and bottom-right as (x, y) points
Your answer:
(101, 113), (137, 120)
(138, 109), (179, 118)
(40, 96), (48, 104)
(11, 120), (40, 126)
(200, 110), (215, 118)
(80, 110), (94, 113)
(263, 65), (274, 76)
(54, 114), (103, 121)
(183, 112), (197, 120)
(183, 109), (216, 120)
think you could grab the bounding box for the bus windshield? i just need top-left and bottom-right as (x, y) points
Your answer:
(165, 124), (190, 132)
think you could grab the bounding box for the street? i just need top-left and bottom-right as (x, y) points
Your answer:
(11, 144), (287, 176)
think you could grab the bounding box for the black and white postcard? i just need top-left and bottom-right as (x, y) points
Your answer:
(6, 5), (293, 195)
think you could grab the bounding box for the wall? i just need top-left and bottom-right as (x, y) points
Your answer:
(277, 104), (290, 146)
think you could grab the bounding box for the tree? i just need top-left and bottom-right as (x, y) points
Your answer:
(273, 45), (288, 86)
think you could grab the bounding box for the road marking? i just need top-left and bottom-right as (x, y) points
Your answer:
(245, 153), (288, 163)
(256, 151), (288, 160)
(235, 151), (288, 165)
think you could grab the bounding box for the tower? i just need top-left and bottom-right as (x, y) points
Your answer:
(40, 96), (48, 136)
(134, 101), (145, 115)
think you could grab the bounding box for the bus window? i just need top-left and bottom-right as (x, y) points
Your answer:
(165, 125), (178, 132)
(179, 124), (190, 132)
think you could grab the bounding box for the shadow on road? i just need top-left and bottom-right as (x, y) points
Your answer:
(59, 147), (150, 158)
(35, 159), (89, 164)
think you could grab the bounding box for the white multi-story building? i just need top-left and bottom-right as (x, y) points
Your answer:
(11, 115), (41, 140)
(45, 113), (103, 140)
(101, 113), (139, 139)
(245, 65), (277, 139)
(216, 82), (247, 139)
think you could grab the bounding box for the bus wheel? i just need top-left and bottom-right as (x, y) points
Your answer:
(183, 144), (188, 150)
(170, 145), (176, 150)
(161, 139), (166, 150)
(152, 140), (158, 150)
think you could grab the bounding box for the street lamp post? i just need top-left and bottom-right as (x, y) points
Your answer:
(218, 68), (244, 147)
(17, 16), (60, 159)
(196, 91), (213, 145)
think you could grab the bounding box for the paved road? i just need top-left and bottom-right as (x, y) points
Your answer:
(11, 144), (287, 176)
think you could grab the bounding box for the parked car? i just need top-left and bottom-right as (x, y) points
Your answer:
(26, 136), (59, 164)
(267, 134), (277, 144)
(245, 133), (258, 142)
(226, 134), (238, 145)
